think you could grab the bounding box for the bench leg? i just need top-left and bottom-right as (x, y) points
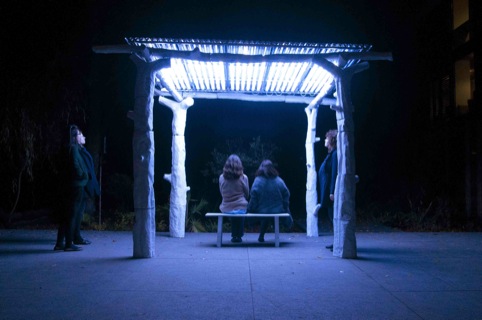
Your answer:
(274, 216), (280, 247)
(216, 216), (223, 247)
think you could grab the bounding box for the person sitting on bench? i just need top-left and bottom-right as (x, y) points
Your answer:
(247, 159), (293, 243)
(219, 154), (249, 243)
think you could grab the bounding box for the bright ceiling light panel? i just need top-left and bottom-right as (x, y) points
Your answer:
(126, 38), (371, 101)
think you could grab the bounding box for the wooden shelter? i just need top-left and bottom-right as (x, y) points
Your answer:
(93, 38), (392, 258)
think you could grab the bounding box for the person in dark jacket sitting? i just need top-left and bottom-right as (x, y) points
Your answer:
(247, 160), (293, 243)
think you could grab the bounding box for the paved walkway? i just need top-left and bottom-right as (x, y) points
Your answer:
(1, 229), (482, 320)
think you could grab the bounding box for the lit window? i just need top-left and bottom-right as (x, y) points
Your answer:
(453, 0), (469, 29)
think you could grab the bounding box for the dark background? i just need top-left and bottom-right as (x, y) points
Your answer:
(1, 0), (441, 225)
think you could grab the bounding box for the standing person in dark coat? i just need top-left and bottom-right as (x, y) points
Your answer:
(54, 125), (98, 251)
(219, 154), (249, 243)
(76, 133), (100, 242)
(318, 129), (338, 251)
(79, 138), (100, 218)
(247, 160), (293, 243)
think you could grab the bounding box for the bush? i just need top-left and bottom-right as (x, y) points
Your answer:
(202, 136), (279, 184)
(358, 190), (467, 231)
(102, 173), (133, 213)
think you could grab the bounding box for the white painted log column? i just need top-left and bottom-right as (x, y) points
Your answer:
(158, 96), (193, 238)
(332, 64), (368, 259)
(305, 106), (321, 237)
(130, 57), (156, 258)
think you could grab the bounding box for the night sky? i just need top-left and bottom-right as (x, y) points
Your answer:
(3, 0), (428, 216)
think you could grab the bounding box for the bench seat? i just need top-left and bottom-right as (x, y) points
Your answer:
(205, 212), (290, 247)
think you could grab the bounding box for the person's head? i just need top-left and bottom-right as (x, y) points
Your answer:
(255, 159), (279, 178)
(222, 154), (244, 180)
(69, 125), (85, 146)
(324, 129), (337, 151)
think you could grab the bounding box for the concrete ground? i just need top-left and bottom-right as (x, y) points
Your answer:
(1, 229), (481, 320)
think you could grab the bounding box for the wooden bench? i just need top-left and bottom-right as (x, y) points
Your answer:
(205, 212), (291, 247)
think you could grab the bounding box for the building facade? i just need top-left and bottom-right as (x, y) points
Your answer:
(416, 0), (481, 226)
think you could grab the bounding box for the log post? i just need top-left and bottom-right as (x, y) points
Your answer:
(305, 106), (320, 236)
(332, 67), (364, 259)
(130, 57), (156, 258)
(158, 96), (194, 238)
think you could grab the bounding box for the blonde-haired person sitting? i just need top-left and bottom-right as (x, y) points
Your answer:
(219, 154), (249, 243)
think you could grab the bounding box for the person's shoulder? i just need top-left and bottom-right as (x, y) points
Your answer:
(275, 176), (285, 183)
(70, 144), (80, 153)
(252, 176), (264, 185)
(275, 176), (288, 186)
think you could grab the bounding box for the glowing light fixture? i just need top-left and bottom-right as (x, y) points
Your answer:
(125, 38), (372, 103)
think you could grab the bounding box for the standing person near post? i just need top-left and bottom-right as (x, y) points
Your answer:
(318, 129), (338, 251)
(219, 154), (249, 243)
(77, 128), (100, 244)
(247, 160), (293, 243)
(78, 132), (100, 236)
(54, 125), (97, 251)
